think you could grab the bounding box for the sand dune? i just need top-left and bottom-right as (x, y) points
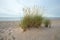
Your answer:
(0, 20), (60, 40)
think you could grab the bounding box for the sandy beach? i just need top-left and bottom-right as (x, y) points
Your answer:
(0, 20), (60, 40)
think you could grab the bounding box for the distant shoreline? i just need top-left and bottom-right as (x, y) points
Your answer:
(0, 17), (60, 21)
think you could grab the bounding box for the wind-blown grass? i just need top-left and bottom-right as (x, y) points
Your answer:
(20, 15), (43, 31)
(20, 6), (51, 31)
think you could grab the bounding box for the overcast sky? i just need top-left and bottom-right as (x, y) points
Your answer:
(0, 0), (60, 17)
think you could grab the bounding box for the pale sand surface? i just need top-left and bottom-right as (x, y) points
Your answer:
(0, 20), (60, 40)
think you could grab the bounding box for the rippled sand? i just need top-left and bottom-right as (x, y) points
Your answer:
(0, 20), (60, 40)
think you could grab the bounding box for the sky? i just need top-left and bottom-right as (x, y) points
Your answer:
(0, 0), (60, 17)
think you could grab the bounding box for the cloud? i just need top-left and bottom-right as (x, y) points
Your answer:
(0, 0), (23, 17)
(0, 0), (60, 17)
(0, 8), (19, 17)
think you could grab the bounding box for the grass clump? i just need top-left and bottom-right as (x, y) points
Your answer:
(20, 15), (43, 31)
(20, 16), (31, 31)
(44, 19), (51, 28)
(32, 15), (43, 28)
(20, 6), (51, 31)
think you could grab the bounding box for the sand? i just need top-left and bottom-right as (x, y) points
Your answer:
(0, 20), (60, 40)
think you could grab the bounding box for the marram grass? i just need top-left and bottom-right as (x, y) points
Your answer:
(20, 7), (51, 31)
